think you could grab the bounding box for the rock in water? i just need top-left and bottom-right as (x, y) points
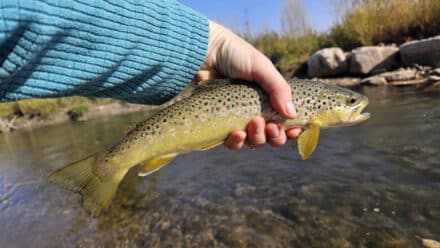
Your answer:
(308, 47), (348, 78)
(400, 36), (440, 67)
(350, 46), (399, 75)
(361, 76), (388, 86)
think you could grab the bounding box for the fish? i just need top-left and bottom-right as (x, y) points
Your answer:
(49, 79), (370, 216)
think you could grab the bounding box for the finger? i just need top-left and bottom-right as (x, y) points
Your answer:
(224, 131), (246, 150)
(266, 123), (287, 147)
(250, 52), (297, 119)
(246, 117), (266, 148)
(286, 128), (302, 139)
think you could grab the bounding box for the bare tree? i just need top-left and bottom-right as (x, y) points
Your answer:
(281, 0), (311, 37)
(243, 8), (252, 41)
(332, 0), (373, 22)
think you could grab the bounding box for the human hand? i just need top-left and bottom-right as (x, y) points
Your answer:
(194, 21), (302, 149)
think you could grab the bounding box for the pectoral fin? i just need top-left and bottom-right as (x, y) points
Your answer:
(138, 153), (177, 177)
(297, 125), (320, 160)
(198, 141), (223, 151)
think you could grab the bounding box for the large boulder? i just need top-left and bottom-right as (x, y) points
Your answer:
(350, 46), (399, 75)
(400, 36), (440, 67)
(307, 47), (348, 78)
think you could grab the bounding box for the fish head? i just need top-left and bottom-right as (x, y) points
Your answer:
(308, 84), (370, 128)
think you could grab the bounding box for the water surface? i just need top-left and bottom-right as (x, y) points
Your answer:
(0, 86), (439, 247)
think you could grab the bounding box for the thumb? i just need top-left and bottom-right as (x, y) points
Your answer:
(250, 52), (297, 119)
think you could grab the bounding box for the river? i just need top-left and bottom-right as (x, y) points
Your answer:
(0, 85), (439, 247)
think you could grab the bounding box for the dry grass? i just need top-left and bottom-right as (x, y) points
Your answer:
(329, 0), (440, 49)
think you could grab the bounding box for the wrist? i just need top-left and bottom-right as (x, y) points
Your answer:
(206, 20), (224, 68)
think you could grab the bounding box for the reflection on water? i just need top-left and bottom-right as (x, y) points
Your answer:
(0, 86), (439, 247)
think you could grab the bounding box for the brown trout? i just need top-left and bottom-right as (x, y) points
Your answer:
(49, 79), (370, 216)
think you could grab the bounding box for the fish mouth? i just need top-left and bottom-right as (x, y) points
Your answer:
(352, 112), (370, 123)
(347, 99), (370, 124)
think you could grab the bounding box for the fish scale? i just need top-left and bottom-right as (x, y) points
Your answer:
(49, 79), (370, 216)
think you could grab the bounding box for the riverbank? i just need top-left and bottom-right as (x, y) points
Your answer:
(0, 99), (155, 133)
(0, 89), (193, 133)
(306, 35), (440, 88)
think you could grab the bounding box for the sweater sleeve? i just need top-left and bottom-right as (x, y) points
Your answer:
(0, 0), (209, 104)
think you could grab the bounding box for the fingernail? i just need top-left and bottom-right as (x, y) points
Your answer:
(254, 124), (263, 135)
(285, 102), (297, 118)
(271, 126), (280, 139)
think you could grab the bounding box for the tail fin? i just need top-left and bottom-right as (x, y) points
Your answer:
(48, 153), (121, 217)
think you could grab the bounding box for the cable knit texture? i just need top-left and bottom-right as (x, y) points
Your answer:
(0, 0), (208, 104)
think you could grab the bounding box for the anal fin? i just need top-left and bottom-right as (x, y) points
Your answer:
(297, 125), (320, 160)
(138, 153), (177, 177)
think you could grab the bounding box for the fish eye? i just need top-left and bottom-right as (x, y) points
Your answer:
(347, 97), (357, 105)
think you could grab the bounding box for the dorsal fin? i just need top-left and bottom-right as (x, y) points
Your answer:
(190, 79), (245, 95)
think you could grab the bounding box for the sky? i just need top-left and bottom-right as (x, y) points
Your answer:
(179, 0), (337, 35)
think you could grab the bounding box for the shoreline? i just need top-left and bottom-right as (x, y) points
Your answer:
(0, 102), (156, 133)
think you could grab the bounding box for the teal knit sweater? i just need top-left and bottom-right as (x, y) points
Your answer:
(0, 0), (209, 104)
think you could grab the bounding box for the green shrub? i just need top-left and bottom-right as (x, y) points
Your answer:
(253, 32), (324, 77)
(0, 102), (18, 117)
(68, 103), (90, 121)
(0, 96), (115, 119)
(16, 98), (59, 119)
